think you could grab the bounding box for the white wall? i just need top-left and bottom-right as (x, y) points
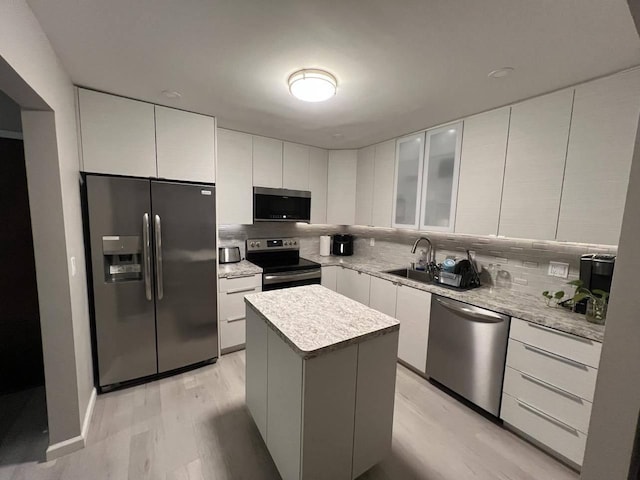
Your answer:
(0, 0), (93, 453)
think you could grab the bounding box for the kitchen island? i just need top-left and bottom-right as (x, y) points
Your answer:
(244, 284), (400, 480)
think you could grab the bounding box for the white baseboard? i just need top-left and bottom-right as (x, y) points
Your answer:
(46, 387), (97, 461)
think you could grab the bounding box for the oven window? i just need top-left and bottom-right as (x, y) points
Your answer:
(262, 276), (320, 291)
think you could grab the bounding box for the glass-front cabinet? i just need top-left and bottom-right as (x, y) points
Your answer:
(419, 122), (463, 231)
(392, 132), (425, 229)
(392, 123), (463, 232)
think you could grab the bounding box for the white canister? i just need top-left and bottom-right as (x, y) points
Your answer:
(319, 235), (331, 256)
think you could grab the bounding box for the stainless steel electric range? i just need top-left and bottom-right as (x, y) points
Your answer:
(245, 237), (321, 291)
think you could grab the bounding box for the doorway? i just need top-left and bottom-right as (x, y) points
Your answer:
(0, 89), (48, 467)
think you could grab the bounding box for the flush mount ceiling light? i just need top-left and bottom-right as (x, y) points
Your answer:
(161, 89), (182, 99)
(288, 69), (337, 102)
(488, 67), (515, 79)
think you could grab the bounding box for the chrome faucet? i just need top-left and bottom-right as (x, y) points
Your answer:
(410, 237), (438, 277)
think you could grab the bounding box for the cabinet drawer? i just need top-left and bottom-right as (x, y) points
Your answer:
(503, 367), (592, 434)
(220, 318), (246, 350)
(501, 393), (586, 466)
(220, 287), (261, 322)
(219, 274), (261, 293)
(510, 318), (601, 368)
(506, 339), (597, 401)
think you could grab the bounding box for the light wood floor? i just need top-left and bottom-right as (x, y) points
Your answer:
(1, 351), (578, 480)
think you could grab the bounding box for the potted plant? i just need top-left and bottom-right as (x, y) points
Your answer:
(567, 279), (609, 324)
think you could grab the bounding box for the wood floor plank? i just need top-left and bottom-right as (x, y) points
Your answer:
(3, 351), (578, 480)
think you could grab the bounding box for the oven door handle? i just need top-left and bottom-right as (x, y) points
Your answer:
(263, 269), (321, 285)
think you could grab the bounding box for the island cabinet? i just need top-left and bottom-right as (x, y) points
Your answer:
(245, 285), (399, 480)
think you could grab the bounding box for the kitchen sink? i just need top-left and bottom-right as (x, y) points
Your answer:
(384, 268), (435, 284)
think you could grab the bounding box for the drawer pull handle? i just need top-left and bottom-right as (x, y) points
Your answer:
(523, 344), (588, 370)
(226, 315), (245, 323)
(526, 322), (592, 344)
(227, 273), (257, 279)
(520, 372), (584, 403)
(227, 286), (258, 295)
(516, 399), (579, 435)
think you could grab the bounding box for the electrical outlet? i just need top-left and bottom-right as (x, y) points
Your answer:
(369, 238), (375, 247)
(548, 261), (569, 278)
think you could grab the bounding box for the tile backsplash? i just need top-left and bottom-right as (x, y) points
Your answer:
(218, 223), (617, 297)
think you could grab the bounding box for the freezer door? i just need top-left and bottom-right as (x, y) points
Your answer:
(151, 181), (218, 372)
(85, 175), (157, 387)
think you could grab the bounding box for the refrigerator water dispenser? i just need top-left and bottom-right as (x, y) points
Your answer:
(102, 236), (143, 282)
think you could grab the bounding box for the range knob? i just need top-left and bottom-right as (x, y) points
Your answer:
(284, 241), (290, 246)
(256, 242), (261, 247)
(250, 242), (255, 247)
(293, 240), (297, 245)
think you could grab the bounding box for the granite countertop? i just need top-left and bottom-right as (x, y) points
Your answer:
(244, 284), (400, 359)
(218, 260), (263, 279)
(303, 253), (606, 343)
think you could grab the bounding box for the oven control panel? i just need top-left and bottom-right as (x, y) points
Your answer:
(246, 237), (299, 252)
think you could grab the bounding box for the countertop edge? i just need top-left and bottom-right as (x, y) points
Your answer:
(245, 297), (400, 359)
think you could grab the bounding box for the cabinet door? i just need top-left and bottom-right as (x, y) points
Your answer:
(392, 132), (425, 229)
(557, 69), (640, 245)
(246, 307), (269, 441)
(155, 106), (215, 183)
(336, 268), (370, 305)
(327, 150), (357, 225)
(78, 89), (156, 177)
(372, 140), (396, 228)
(283, 142), (309, 190)
(455, 108), (510, 235)
(321, 265), (337, 291)
(309, 147), (329, 224)
(217, 129), (253, 224)
(419, 123), (462, 232)
(499, 89), (573, 239)
(369, 276), (397, 317)
(253, 136), (283, 188)
(355, 145), (375, 226)
(395, 285), (431, 373)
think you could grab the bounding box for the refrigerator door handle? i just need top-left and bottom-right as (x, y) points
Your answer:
(142, 213), (152, 301)
(154, 214), (164, 300)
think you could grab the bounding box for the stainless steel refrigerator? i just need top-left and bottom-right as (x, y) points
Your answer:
(84, 174), (218, 391)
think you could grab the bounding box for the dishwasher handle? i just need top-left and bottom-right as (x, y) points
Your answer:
(435, 297), (507, 323)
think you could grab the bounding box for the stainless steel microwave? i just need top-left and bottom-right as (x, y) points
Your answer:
(253, 187), (311, 222)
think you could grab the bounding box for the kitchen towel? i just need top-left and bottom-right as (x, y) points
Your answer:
(320, 235), (331, 256)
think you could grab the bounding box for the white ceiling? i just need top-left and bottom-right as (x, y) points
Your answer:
(27, 0), (640, 149)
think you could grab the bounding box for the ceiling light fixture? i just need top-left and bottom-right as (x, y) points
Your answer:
(288, 69), (337, 102)
(161, 89), (182, 99)
(488, 67), (514, 79)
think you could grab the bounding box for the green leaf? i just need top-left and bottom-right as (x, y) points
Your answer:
(572, 292), (590, 303)
(554, 291), (565, 299)
(592, 289), (609, 300)
(567, 279), (584, 287)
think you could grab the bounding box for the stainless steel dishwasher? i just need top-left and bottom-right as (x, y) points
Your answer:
(426, 295), (510, 417)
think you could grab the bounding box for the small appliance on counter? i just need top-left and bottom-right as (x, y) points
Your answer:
(332, 234), (354, 256)
(319, 235), (331, 256)
(574, 254), (616, 314)
(219, 246), (241, 264)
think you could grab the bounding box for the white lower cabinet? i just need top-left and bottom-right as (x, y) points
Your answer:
(395, 285), (431, 374)
(501, 318), (602, 467)
(336, 267), (370, 305)
(218, 274), (262, 352)
(321, 266), (338, 291)
(368, 276), (397, 318)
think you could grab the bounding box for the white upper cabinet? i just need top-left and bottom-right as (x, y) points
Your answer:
(355, 145), (375, 226)
(217, 129), (253, 225)
(455, 108), (510, 236)
(78, 88), (156, 177)
(371, 140), (396, 228)
(392, 133), (425, 229)
(499, 89), (574, 240)
(283, 142), (310, 190)
(253, 136), (283, 188)
(327, 150), (357, 225)
(309, 147), (329, 224)
(155, 106), (215, 183)
(557, 69), (640, 245)
(419, 122), (463, 232)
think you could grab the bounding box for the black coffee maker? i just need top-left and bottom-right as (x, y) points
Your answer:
(575, 254), (616, 314)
